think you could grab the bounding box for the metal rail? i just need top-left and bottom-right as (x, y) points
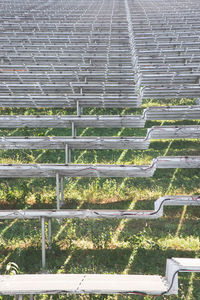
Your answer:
(0, 157), (199, 178)
(1, 0), (200, 296)
(0, 196), (199, 269)
(0, 126), (199, 150)
(1, 0), (200, 106)
(0, 106), (199, 128)
(1, 257), (200, 297)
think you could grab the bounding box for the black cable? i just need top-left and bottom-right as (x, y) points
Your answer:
(121, 197), (172, 216)
(161, 268), (188, 295)
(150, 196), (200, 216)
(128, 268), (193, 296)
(150, 198), (171, 215)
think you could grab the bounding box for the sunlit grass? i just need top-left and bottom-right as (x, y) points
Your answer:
(158, 236), (200, 251)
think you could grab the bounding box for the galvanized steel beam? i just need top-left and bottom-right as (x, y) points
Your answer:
(0, 157), (199, 178)
(0, 125), (199, 150)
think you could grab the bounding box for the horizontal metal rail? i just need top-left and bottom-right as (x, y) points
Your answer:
(0, 95), (139, 108)
(1, 0), (200, 106)
(1, 0), (200, 294)
(0, 258), (200, 296)
(0, 126), (199, 150)
(0, 196), (199, 220)
(0, 196), (199, 270)
(0, 106), (199, 128)
(0, 72), (199, 85)
(0, 157), (199, 178)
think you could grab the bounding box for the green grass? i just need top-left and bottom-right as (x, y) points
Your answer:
(0, 100), (200, 299)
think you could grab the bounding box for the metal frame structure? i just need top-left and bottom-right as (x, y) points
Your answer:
(0, 156), (199, 208)
(1, 0), (200, 296)
(0, 156), (199, 178)
(0, 125), (199, 150)
(0, 195), (199, 269)
(1, 0), (200, 106)
(0, 105), (199, 128)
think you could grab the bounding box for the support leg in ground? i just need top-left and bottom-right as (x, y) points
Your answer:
(65, 144), (69, 183)
(65, 143), (72, 163)
(56, 173), (60, 210)
(41, 217), (46, 269)
(72, 121), (76, 137)
(48, 218), (52, 250)
(65, 144), (69, 164)
(60, 176), (64, 207)
(77, 100), (81, 116)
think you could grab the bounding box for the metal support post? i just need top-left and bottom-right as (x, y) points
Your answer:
(65, 144), (69, 164)
(60, 176), (64, 207)
(65, 144), (69, 182)
(41, 217), (46, 269)
(56, 173), (60, 210)
(72, 121), (76, 137)
(48, 218), (52, 250)
(71, 121), (76, 163)
(77, 100), (80, 116)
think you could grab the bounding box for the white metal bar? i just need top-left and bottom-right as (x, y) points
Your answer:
(72, 121), (76, 137)
(60, 176), (64, 207)
(65, 144), (69, 163)
(77, 100), (81, 116)
(0, 126), (199, 150)
(41, 217), (46, 269)
(1, 258), (200, 295)
(0, 196), (199, 220)
(56, 173), (60, 209)
(0, 106), (198, 129)
(48, 218), (52, 250)
(0, 157), (199, 178)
